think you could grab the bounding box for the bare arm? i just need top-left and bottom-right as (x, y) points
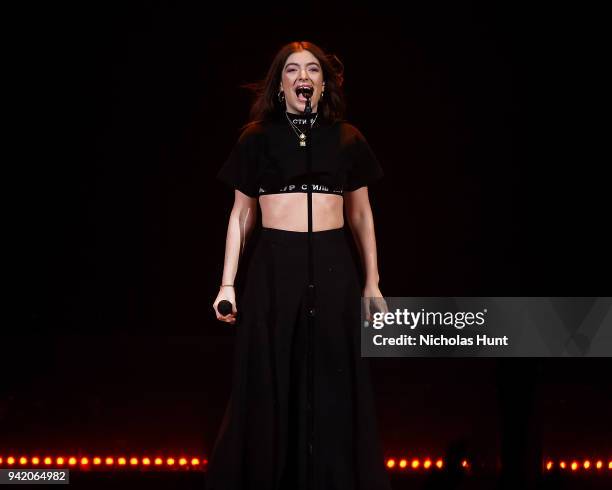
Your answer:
(221, 190), (258, 284)
(344, 187), (380, 288)
(214, 190), (258, 323)
(344, 186), (388, 320)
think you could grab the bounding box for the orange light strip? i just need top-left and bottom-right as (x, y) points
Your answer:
(385, 457), (449, 470)
(544, 459), (612, 472)
(0, 455), (208, 470)
(1, 454), (610, 474)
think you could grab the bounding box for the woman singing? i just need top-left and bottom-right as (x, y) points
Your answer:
(207, 41), (391, 490)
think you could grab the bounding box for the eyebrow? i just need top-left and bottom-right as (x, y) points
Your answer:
(284, 62), (321, 69)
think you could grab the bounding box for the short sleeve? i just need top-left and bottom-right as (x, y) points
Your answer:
(216, 125), (262, 198)
(344, 127), (384, 192)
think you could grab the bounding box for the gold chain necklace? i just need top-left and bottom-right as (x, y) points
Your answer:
(285, 112), (319, 147)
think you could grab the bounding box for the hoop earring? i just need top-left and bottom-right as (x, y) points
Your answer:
(277, 90), (285, 103)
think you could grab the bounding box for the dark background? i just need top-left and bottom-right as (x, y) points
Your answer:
(4, 1), (610, 488)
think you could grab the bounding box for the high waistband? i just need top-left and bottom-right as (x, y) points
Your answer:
(260, 226), (346, 243)
(258, 183), (344, 196)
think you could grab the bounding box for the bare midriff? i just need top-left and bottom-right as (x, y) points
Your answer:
(259, 193), (344, 231)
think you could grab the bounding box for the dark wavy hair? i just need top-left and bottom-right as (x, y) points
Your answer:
(240, 41), (346, 130)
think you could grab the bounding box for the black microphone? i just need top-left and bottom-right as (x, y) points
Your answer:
(296, 86), (313, 115)
(217, 300), (233, 316)
(295, 86), (313, 99)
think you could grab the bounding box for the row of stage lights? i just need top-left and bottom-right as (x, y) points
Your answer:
(386, 458), (448, 470)
(384, 457), (612, 474)
(0, 456), (208, 469)
(1, 455), (610, 474)
(545, 460), (612, 472)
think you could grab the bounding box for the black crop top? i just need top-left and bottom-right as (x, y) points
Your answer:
(216, 111), (384, 198)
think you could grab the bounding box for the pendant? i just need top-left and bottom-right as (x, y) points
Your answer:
(300, 141), (307, 147)
(299, 133), (306, 140)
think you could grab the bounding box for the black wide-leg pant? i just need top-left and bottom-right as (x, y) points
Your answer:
(206, 226), (391, 490)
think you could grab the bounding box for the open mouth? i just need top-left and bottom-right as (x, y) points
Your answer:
(295, 85), (313, 101)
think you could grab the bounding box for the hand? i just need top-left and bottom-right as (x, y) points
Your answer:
(213, 287), (237, 325)
(362, 284), (389, 322)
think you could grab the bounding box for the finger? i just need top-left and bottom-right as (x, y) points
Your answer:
(373, 297), (385, 314)
(381, 299), (390, 314)
(364, 301), (371, 321)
